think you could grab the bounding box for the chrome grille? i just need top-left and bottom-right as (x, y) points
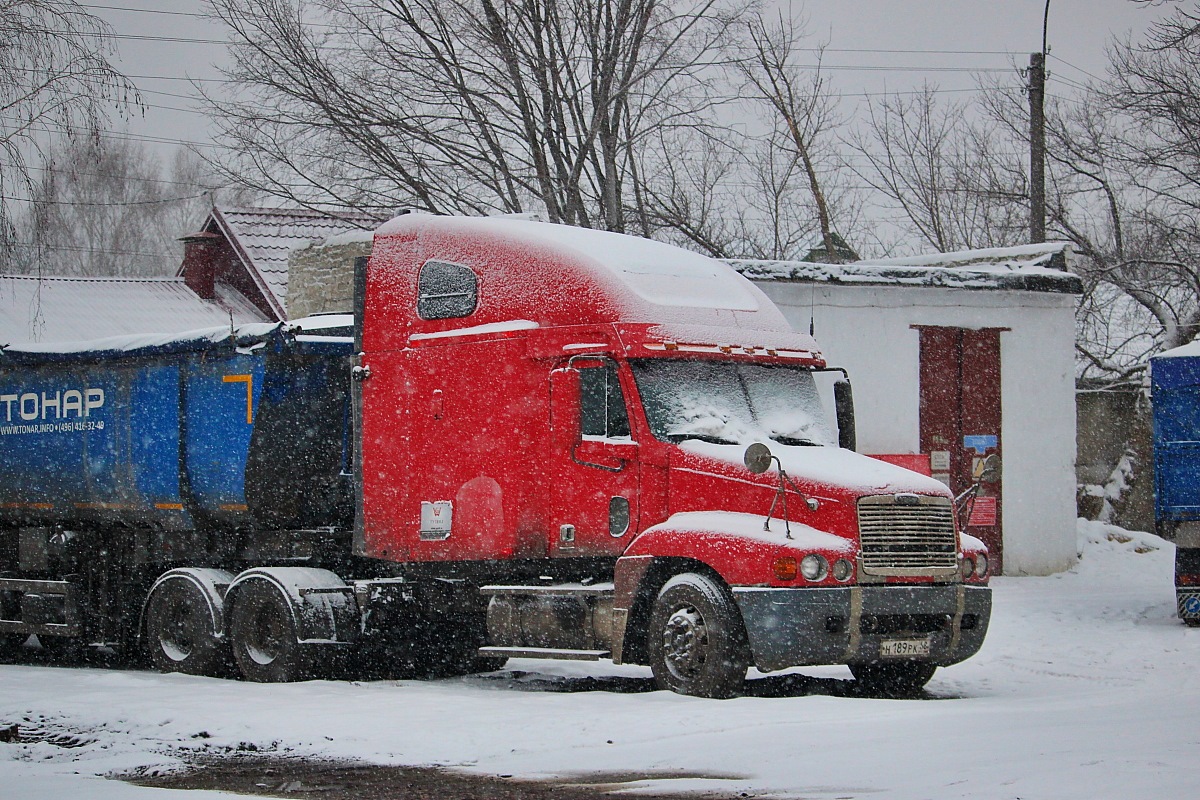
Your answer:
(857, 495), (958, 576)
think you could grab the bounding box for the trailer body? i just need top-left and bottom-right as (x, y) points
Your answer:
(1152, 347), (1200, 625)
(0, 216), (990, 696)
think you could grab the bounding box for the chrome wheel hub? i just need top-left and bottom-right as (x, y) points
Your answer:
(662, 606), (709, 678)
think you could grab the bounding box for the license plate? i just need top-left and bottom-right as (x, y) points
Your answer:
(880, 637), (931, 658)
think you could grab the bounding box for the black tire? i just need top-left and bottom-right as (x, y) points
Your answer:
(228, 580), (314, 683)
(648, 573), (749, 698)
(850, 661), (937, 697)
(144, 578), (230, 676)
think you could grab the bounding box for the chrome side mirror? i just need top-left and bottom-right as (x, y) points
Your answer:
(744, 442), (773, 474)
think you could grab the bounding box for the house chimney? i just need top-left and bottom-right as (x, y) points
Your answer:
(179, 231), (223, 299)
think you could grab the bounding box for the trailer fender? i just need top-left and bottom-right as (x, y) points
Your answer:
(139, 568), (235, 643)
(225, 567), (358, 645)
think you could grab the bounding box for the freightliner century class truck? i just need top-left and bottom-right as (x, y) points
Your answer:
(0, 215), (991, 697)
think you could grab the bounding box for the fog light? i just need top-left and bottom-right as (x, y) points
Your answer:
(772, 556), (798, 581)
(832, 558), (854, 582)
(800, 554), (828, 582)
(975, 554), (989, 578)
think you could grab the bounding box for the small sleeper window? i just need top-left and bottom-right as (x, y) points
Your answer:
(418, 260), (478, 320)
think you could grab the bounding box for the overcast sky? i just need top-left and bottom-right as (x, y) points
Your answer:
(85, 1), (1174, 168)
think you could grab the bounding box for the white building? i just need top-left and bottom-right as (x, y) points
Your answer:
(734, 244), (1081, 576)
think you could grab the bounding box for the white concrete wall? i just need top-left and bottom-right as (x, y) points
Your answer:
(756, 281), (1078, 576)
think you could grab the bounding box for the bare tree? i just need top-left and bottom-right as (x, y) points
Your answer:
(848, 86), (1029, 254)
(0, 1), (139, 256)
(18, 136), (255, 277)
(205, 0), (743, 232)
(736, 12), (843, 261)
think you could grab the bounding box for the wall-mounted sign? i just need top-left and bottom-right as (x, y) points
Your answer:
(968, 496), (998, 527)
(963, 434), (998, 454)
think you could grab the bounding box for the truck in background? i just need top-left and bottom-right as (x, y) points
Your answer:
(0, 215), (991, 697)
(1152, 345), (1200, 626)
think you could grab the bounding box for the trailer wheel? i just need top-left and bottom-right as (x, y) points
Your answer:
(228, 580), (312, 682)
(648, 573), (749, 698)
(850, 661), (937, 697)
(145, 579), (230, 676)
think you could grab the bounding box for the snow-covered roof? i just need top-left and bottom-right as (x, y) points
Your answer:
(0, 274), (269, 346)
(203, 207), (380, 318)
(729, 241), (1083, 294)
(1153, 340), (1200, 360)
(0, 314), (354, 364)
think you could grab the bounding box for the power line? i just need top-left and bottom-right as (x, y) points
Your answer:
(1048, 53), (1104, 84)
(7, 241), (180, 259)
(22, 163), (225, 191)
(0, 118), (223, 151)
(82, 3), (206, 18)
(1, 192), (206, 208)
(83, 4), (1026, 61)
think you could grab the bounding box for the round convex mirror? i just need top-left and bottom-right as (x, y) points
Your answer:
(744, 442), (774, 474)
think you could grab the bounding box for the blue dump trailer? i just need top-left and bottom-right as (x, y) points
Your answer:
(0, 318), (360, 667)
(1151, 345), (1200, 626)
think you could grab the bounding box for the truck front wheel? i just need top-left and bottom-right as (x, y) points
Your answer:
(850, 661), (937, 697)
(228, 580), (313, 682)
(648, 573), (749, 699)
(144, 579), (229, 676)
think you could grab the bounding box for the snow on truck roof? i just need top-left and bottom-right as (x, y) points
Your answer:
(376, 214), (764, 313)
(375, 215), (821, 356)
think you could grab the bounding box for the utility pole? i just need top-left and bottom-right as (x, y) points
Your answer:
(1029, 2), (1049, 243)
(1029, 51), (1046, 244)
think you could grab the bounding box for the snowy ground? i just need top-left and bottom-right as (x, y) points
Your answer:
(2, 519), (1198, 800)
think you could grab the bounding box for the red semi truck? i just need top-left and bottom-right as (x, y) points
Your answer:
(0, 215), (990, 698)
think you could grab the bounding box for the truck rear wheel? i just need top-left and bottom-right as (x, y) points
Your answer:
(144, 579), (229, 676)
(648, 573), (749, 699)
(228, 579), (314, 682)
(850, 661), (937, 697)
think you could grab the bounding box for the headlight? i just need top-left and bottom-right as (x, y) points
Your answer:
(800, 554), (828, 582)
(832, 558), (854, 582)
(975, 553), (989, 578)
(961, 557), (975, 580)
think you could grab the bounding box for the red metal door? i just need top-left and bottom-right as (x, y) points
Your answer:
(917, 326), (1004, 572)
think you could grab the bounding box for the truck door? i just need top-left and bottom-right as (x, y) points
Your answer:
(549, 361), (639, 557)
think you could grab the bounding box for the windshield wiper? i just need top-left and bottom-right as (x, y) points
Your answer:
(667, 433), (741, 445)
(770, 435), (822, 447)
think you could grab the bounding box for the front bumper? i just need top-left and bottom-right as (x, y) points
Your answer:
(732, 584), (991, 672)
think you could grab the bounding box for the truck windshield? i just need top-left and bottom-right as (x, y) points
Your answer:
(629, 359), (835, 447)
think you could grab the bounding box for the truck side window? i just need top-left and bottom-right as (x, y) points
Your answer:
(417, 260), (478, 320)
(580, 366), (631, 439)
